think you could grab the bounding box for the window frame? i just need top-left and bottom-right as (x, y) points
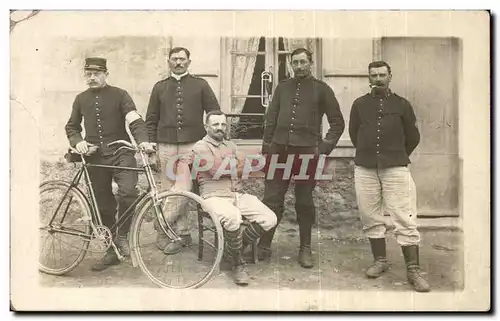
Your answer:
(220, 37), (322, 144)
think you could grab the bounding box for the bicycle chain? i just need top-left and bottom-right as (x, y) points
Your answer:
(40, 224), (113, 254)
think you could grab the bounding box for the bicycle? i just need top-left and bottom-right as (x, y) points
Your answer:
(39, 140), (224, 289)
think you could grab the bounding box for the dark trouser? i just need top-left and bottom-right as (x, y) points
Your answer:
(87, 150), (138, 236)
(258, 143), (319, 249)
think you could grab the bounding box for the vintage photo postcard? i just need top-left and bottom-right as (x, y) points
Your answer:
(10, 10), (490, 311)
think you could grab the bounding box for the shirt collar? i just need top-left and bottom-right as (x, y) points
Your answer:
(203, 135), (228, 147)
(170, 71), (189, 81)
(370, 88), (393, 98)
(294, 74), (314, 83)
(88, 83), (109, 92)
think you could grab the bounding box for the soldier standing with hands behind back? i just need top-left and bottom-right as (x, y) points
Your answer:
(349, 60), (430, 292)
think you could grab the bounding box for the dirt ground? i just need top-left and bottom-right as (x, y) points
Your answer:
(39, 221), (463, 292)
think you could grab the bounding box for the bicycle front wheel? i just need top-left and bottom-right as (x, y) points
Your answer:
(130, 190), (224, 289)
(39, 180), (91, 275)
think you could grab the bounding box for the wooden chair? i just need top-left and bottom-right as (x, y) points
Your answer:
(194, 180), (259, 264)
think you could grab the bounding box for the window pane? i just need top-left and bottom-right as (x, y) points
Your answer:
(278, 53), (290, 81)
(228, 97), (265, 139)
(231, 46), (266, 96)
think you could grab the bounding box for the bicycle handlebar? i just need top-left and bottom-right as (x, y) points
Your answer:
(108, 140), (136, 150)
(68, 140), (156, 157)
(108, 140), (156, 156)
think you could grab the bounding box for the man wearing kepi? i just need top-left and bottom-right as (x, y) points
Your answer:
(145, 47), (221, 255)
(259, 48), (345, 268)
(192, 110), (277, 285)
(65, 57), (154, 271)
(349, 60), (430, 292)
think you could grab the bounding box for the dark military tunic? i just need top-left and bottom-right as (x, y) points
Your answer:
(263, 75), (345, 149)
(348, 90), (420, 169)
(145, 74), (221, 144)
(65, 84), (148, 156)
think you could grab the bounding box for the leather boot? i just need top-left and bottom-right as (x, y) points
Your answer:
(298, 220), (313, 268)
(91, 249), (120, 271)
(402, 245), (431, 292)
(256, 203), (283, 261)
(163, 234), (192, 255)
(365, 238), (389, 278)
(298, 246), (313, 268)
(256, 226), (277, 260)
(225, 229), (249, 286)
(115, 234), (130, 257)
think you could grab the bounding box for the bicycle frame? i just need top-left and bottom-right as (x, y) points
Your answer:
(45, 146), (181, 257)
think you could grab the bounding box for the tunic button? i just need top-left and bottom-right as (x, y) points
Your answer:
(376, 151), (380, 154)
(95, 102), (98, 105)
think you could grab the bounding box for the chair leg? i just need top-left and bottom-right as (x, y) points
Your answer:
(197, 211), (203, 261)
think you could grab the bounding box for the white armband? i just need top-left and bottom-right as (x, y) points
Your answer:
(125, 111), (142, 124)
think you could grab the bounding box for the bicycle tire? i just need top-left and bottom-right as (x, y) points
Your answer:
(130, 190), (224, 289)
(39, 180), (91, 275)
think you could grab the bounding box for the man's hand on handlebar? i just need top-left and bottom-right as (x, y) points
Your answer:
(75, 141), (98, 155)
(138, 142), (156, 154)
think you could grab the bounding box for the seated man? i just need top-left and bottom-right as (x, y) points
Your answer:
(191, 110), (277, 286)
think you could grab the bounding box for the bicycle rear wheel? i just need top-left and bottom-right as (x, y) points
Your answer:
(39, 180), (91, 275)
(130, 190), (224, 289)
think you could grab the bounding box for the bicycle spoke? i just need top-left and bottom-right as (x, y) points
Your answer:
(39, 181), (91, 275)
(131, 191), (224, 289)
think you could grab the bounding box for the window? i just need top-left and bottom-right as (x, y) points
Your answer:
(221, 37), (320, 142)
